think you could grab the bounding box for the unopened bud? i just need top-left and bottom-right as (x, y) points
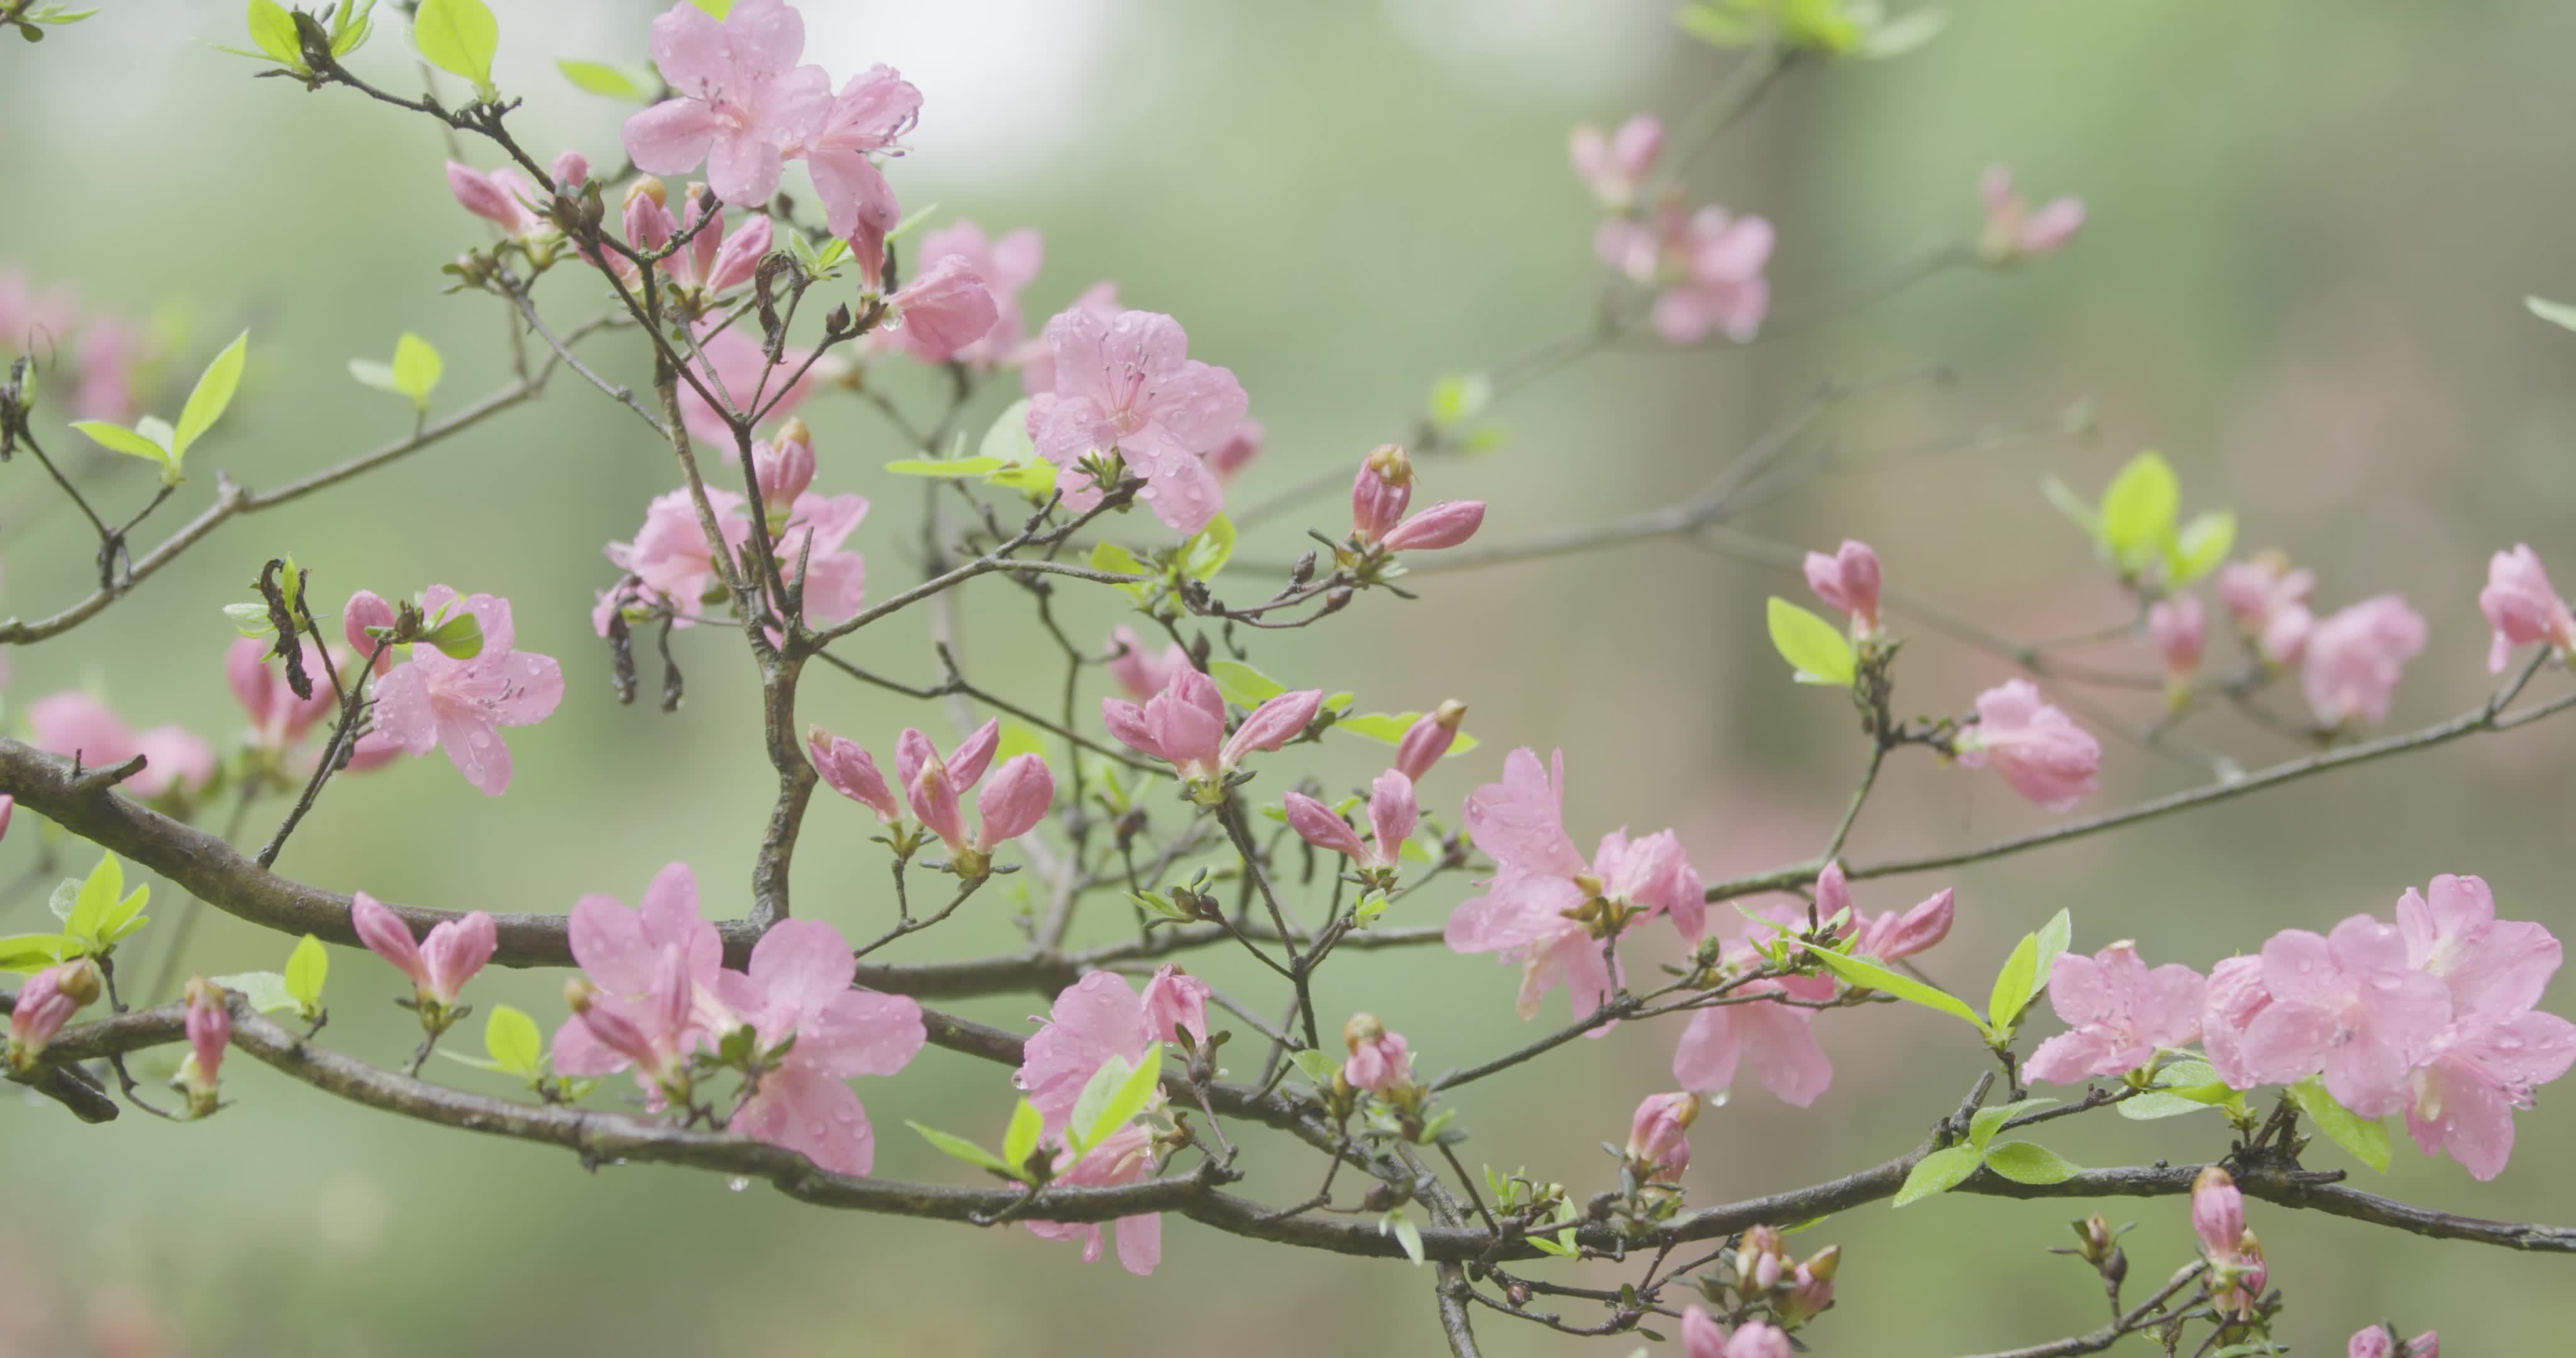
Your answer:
(56, 959), (102, 1007)
(563, 976), (597, 1013)
(623, 175), (667, 210)
(1289, 550), (1318, 585)
(1393, 700), (1466, 781)
(826, 304), (854, 336)
(754, 418), (817, 510)
(1343, 1012), (1385, 1052)
(1350, 444), (1414, 543)
(551, 150), (589, 191)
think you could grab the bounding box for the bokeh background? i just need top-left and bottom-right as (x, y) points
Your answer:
(7, 0), (2576, 1353)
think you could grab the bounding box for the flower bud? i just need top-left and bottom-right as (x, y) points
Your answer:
(343, 590), (397, 674)
(1803, 538), (1882, 634)
(6, 963), (87, 1068)
(1340, 1013), (1413, 1093)
(2190, 1166), (2244, 1257)
(445, 162), (518, 228)
(351, 890), (425, 986)
(972, 753), (1055, 851)
(1350, 444), (1414, 543)
(550, 150), (589, 191)
(1365, 768), (1418, 869)
(1140, 964), (1211, 1046)
(808, 727), (901, 825)
(418, 912), (497, 1008)
(1624, 1091), (1699, 1179)
(625, 175), (668, 209)
(2149, 593), (2205, 688)
(1379, 500), (1486, 553)
(754, 418), (817, 511)
(1392, 700), (1466, 781)
(908, 753), (968, 855)
(1814, 860), (1852, 924)
(1284, 792), (1368, 863)
(0, 795), (14, 844)
(181, 976), (230, 1112)
(2350, 1327), (2396, 1358)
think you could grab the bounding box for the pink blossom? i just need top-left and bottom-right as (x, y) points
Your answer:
(2301, 594), (2426, 727)
(1674, 973), (1834, 1107)
(752, 418), (816, 512)
(1977, 166), (2085, 261)
(2222, 915), (2451, 1116)
(1104, 625), (1188, 701)
(622, 0), (831, 209)
(1284, 769), (1416, 873)
(1138, 965), (1211, 1047)
(2192, 1166), (2267, 1318)
(1682, 1310), (1792, 1358)
(445, 162), (546, 238)
(1017, 282), (1119, 395)
(1016, 971), (1157, 1136)
(894, 724), (1019, 856)
(970, 753), (1055, 854)
(1350, 443), (1413, 543)
(2479, 544), (2575, 673)
(1953, 680), (2101, 812)
(675, 323), (814, 449)
(1206, 419), (1264, 483)
(1840, 877), (1955, 963)
(808, 727), (900, 824)
(2395, 875), (2576, 1179)
(711, 918), (926, 1175)
(799, 64), (921, 247)
(225, 637), (338, 751)
(1624, 1090), (1698, 1179)
(0, 796), (13, 843)
(1568, 114), (1662, 211)
(552, 863), (726, 1081)
(1101, 667), (1321, 781)
(1380, 499), (1487, 553)
(886, 255), (1001, 364)
(25, 692), (213, 800)
(1804, 538), (1882, 635)
(0, 268), (77, 356)
(1341, 1013), (1413, 1093)
(1025, 307), (1250, 534)
(550, 150), (589, 189)
(1393, 701), (1467, 781)
(350, 891), (494, 1011)
(182, 976), (230, 1105)
(2149, 593), (2204, 685)
(602, 485), (867, 630)
(2023, 943), (2207, 1084)
(2216, 556), (2317, 666)
(343, 590), (397, 674)
(70, 317), (145, 424)
(2199, 954), (2272, 1090)
(619, 185), (772, 297)
(2350, 1325), (2438, 1358)
(6, 963), (90, 1066)
(369, 587), (565, 796)
(1024, 1123), (1162, 1274)
(905, 221), (1041, 367)
(1597, 202), (1773, 344)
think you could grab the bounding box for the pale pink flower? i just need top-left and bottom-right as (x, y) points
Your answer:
(369, 587), (565, 797)
(551, 150), (589, 190)
(1673, 976), (1834, 1107)
(1104, 625), (1188, 701)
(1341, 1013), (1412, 1093)
(2478, 544), (2575, 673)
(2350, 1325), (2438, 1358)
(2395, 875), (2576, 1179)
(602, 485), (867, 629)
(1624, 1090), (1698, 1179)
(893, 724), (1020, 856)
(1568, 114), (1662, 211)
(1025, 307), (1249, 534)
(799, 64), (921, 247)
(676, 322), (814, 448)
(1101, 668), (1322, 781)
(6, 963), (90, 1066)
(1597, 202), (1773, 344)
(1839, 876), (1955, 964)
(445, 162), (546, 238)
(752, 417), (816, 512)
(904, 222), (1041, 367)
(1016, 970), (1160, 1136)
(1953, 680), (2101, 812)
(25, 692), (213, 800)
(1380, 500), (1486, 553)
(623, 186), (770, 297)
(1206, 419), (1263, 483)
(886, 255), (1000, 365)
(1024, 1122), (1162, 1274)
(621, 0), (831, 209)
(350, 891), (494, 1010)
(1393, 702), (1467, 781)
(70, 317), (145, 424)
(1977, 165), (2085, 262)
(0, 796), (13, 843)
(968, 753), (1055, 854)
(2149, 593), (2204, 685)
(771, 491), (872, 625)
(711, 918), (926, 1175)
(0, 268), (77, 356)
(225, 637), (338, 752)
(2301, 594), (2426, 727)
(343, 590), (397, 674)
(1350, 443), (1413, 544)
(1804, 538), (1882, 635)
(1682, 1309), (1792, 1358)
(1017, 282), (1119, 395)
(181, 976), (230, 1105)
(808, 727), (900, 824)
(2192, 1166), (2267, 1318)
(552, 863), (726, 1082)
(2221, 915), (2451, 1116)
(1138, 965), (1211, 1047)
(2217, 557), (2315, 632)
(2199, 954), (2272, 1091)
(1284, 768), (1417, 873)
(2023, 943), (2206, 1084)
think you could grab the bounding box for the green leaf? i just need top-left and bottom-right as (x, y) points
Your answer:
(1208, 660), (1285, 708)
(172, 331), (250, 465)
(422, 610), (484, 660)
(2031, 908), (2073, 986)
(1428, 372), (1492, 428)
(1178, 514), (1236, 580)
(1065, 1054), (1132, 1154)
(283, 934), (328, 1011)
(1806, 942), (1991, 1037)
(0, 934), (77, 973)
(1088, 540), (1154, 602)
(1895, 1144), (1982, 1206)
(1081, 1042), (1164, 1149)
(2290, 1076), (2391, 1173)
(993, 720), (1050, 766)
(2119, 1059), (2241, 1121)
(983, 458), (1057, 497)
(211, 970), (299, 1013)
(70, 420), (171, 469)
(1385, 1211), (1426, 1266)
(244, 0), (303, 65)
(348, 360), (401, 394)
(1968, 1097), (2056, 1151)
(1987, 932), (2040, 1032)
(1766, 597), (1858, 687)
(907, 1121), (1015, 1176)
(688, 0), (735, 17)
(391, 333), (443, 409)
(2168, 509), (2236, 586)
(557, 58), (645, 100)
(1289, 1048), (1341, 1086)
(413, 0), (498, 98)
(1855, 6), (1945, 58)
(1982, 1140), (2084, 1184)
(1002, 1098), (1043, 1170)
(62, 855), (124, 946)
(979, 398), (1035, 462)
(884, 456), (1006, 478)
(2040, 473), (2102, 541)
(483, 1004), (543, 1077)
(2097, 451), (2179, 565)
(2526, 295), (2576, 332)
(1332, 712), (1479, 755)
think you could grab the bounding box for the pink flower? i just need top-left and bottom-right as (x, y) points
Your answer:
(2216, 556), (2316, 666)
(1341, 1013), (1413, 1093)
(369, 587), (565, 797)
(1138, 965), (1211, 1047)
(1597, 202), (1774, 344)
(1568, 114), (1662, 211)
(2221, 915), (2451, 1116)
(1350, 443), (1413, 544)
(2023, 943), (2206, 1084)
(1839, 876), (1955, 963)
(2302, 594), (2426, 727)
(181, 976), (230, 1105)
(1016, 970), (1159, 1136)
(1804, 538), (1882, 636)
(1104, 624), (1188, 701)
(6, 963), (91, 1066)
(1380, 500), (1486, 553)
(675, 323), (814, 448)
(2350, 1325), (2438, 1358)
(800, 64), (921, 247)
(905, 222), (1041, 367)
(350, 891), (494, 1012)
(603, 485), (867, 630)
(1953, 680), (2101, 812)
(1682, 1310), (1791, 1358)
(25, 692), (213, 800)
(1393, 701), (1467, 781)
(2479, 544), (2575, 673)
(343, 590), (397, 674)
(225, 637), (338, 751)
(70, 317), (145, 424)
(1977, 165), (2085, 262)
(711, 917), (926, 1175)
(1206, 419), (1263, 483)
(969, 753), (1055, 854)
(629, 187), (770, 297)
(1284, 768), (1418, 873)
(621, 0), (831, 209)
(2395, 875), (2576, 1179)
(2199, 954), (2272, 1090)
(752, 417), (816, 512)
(808, 727), (900, 824)
(0, 796), (13, 843)
(551, 150), (589, 189)
(1025, 307), (1250, 534)
(1017, 281), (1119, 395)
(886, 255), (1000, 364)
(445, 162), (545, 238)
(2149, 593), (2205, 685)
(1674, 974), (1834, 1108)
(1101, 667), (1322, 781)
(2192, 1166), (2267, 1318)
(1624, 1090), (1698, 1179)
(894, 724), (1042, 861)
(552, 863), (725, 1082)
(1024, 1123), (1162, 1274)
(0, 268), (77, 357)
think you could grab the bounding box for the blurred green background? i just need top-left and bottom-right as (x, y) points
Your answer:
(8, 0), (2576, 1353)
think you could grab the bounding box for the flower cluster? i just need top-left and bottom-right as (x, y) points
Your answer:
(806, 719), (1055, 876)
(0, 264), (156, 422)
(1574, 113), (1774, 345)
(1102, 665), (1323, 797)
(596, 431), (871, 636)
(368, 587), (565, 797)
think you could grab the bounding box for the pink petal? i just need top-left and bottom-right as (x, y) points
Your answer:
(793, 990), (926, 1079)
(746, 917), (859, 1020)
(1114, 1212), (1162, 1276)
(734, 1063), (874, 1176)
(432, 705), (513, 796)
(622, 99), (721, 177)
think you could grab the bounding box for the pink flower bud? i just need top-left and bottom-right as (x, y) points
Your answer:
(808, 727), (900, 824)
(1850, 888), (1955, 963)
(2302, 594), (2426, 729)
(1392, 700), (1466, 781)
(2351, 1328), (2396, 1358)
(6, 963), (86, 1066)
(1219, 689), (1325, 770)
(974, 753), (1055, 851)
(1350, 443), (1414, 544)
(1569, 114), (1663, 210)
(343, 590), (397, 675)
(623, 178), (677, 260)
(945, 719), (1002, 791)
(2479, 544), (2576, 674)
(418, 912), (496, 1008)
(1341, 1013), (1412, 1093)
(1802, 538), (1882, 634)
(446, 161), (520, 229)
(1104, 626), (1187, 702)
(550, 150), (589, 190)
(1814, 861), (1852, 922)
(909, 754), (969, 854)
(2191, 1166), (2245, 1259)
(1106, 668), (1229, 776)
(1380, 500), (1485, 553)
(1207, 419), (1263, 483)
(2411, 1333), (2440, 1358)
(1624, 1090), (1699, 1178)
(575, 995), (664, 1076)
(225, 635), (274, 729)
(1140, 964), (1211, 1046)
(753, 418), (818, 509)
(351, 890), (425, 986)
(1365, 769), (1418, 869)
(705, 211), (772, 295)
(1954, 680), (2101, 812)
(2148, 593), (2205, 682)
(1680, 1307), (1728, 1358)
(1283, 792), (1368, 862)
(891, 255), (1001, 363)
(1729, 1320), (1794, 1358)
(182, 976), (230, 1101)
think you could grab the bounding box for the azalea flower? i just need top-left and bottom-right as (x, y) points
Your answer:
(1023, 1123), (1162, 1275)
(1624, 1090), (1698, 1179)
(2211, 914), (2450, 1117)
(1341, 1012), (1413, 1094)
(1568, 114), (1661, 211)
(1596, 201), (1773, 345)
(1024, 307), (1250, 534)
(1103, 624), (1188, 702)
(350, 892), (496, 1015)
(601, 484), (868, 631)
(1283, 768), (1418, 874)
(2023, 942), (2206, 1084)
(2394, 875), (2576, 1179)
(1975, 165), (2085, 263)
(902, 221), (1041, 366)
(445, 161), (547, 239)
(2149, 593), (2205, 689)
(1016, 969), (1170, 1136)
(2301, 594), (2426, 728)
(1804, 538), (1882, 636)
(799, 63), (921, 254)
(710, 918), (926, 1176)
(676, 322), (815, 449)
(25, 691), (214, 800)
(1017, 281), (1119, 395)
(2191, 1167), (2268, 1319)
(883, 255), (999, 365)
(2478, 544), (2575, 673)
(1680, 1309), (1792, 1358)
(1100, 666), (1323, 787)
(1139, 966), (1211, 1049)
(1818, 862), (1954, 963)
(224, 636), (338, 753)
(621, 0), (831, 209)
(552, 863), (726, 1085)
(369, 587), (565, 797)
(1953, 680), (2101, 812)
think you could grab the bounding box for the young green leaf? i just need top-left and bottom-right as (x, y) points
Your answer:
(1289, 1048), (1341, 1086)
(883, 456), (1007, 478)
(1331, 712), (1480, 754)
(391, 333), (443, 409)
(2119, 1059), (2242, 1120)
(283, 934), (329, 1012)
(62, 854), (125, 946)
(0, 934), (77, 973)
(1382, 1210), (1427, 1266)
(979, 398), (1036, 463)
(2167, 509), (2236, 586)
(983, 458), (1058, 497)
(1987, 932), (2040, 1032)
(1981, 1140), (2084, 1184)
(1804, 943), (1992, 1037)
(557, 58), (646, 100)
(1894, 1144), (1982, 1206)
(422, 610), (484, 660)
(483, 1004), (544, 1077)
(244, 0), (303, 66)
(2290, 1076), (2392, 1173)
(1427, 372), (1493, 428)
(413, 0), (499, 99)
(1208, 660), (1285, 707)
(1065, 1054), (1133, 1154)
(1967, 1097), (2057, 1151)
(210, 970), (299, 1013)
(1081, 1042), (1165, 1149)
(1178, 514), (1236, 580)
(171, 330), (250, 466)
(2526, 295), (2576, 332)
(1001, 1098), (1044, 1171)
(69, 420), (172, 471)
(2031, 908), (2073, 986)
(2097, 451), (2179, 566)
(1766, 597), (1858, 687)
(907, 1121), (1016, 1176)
